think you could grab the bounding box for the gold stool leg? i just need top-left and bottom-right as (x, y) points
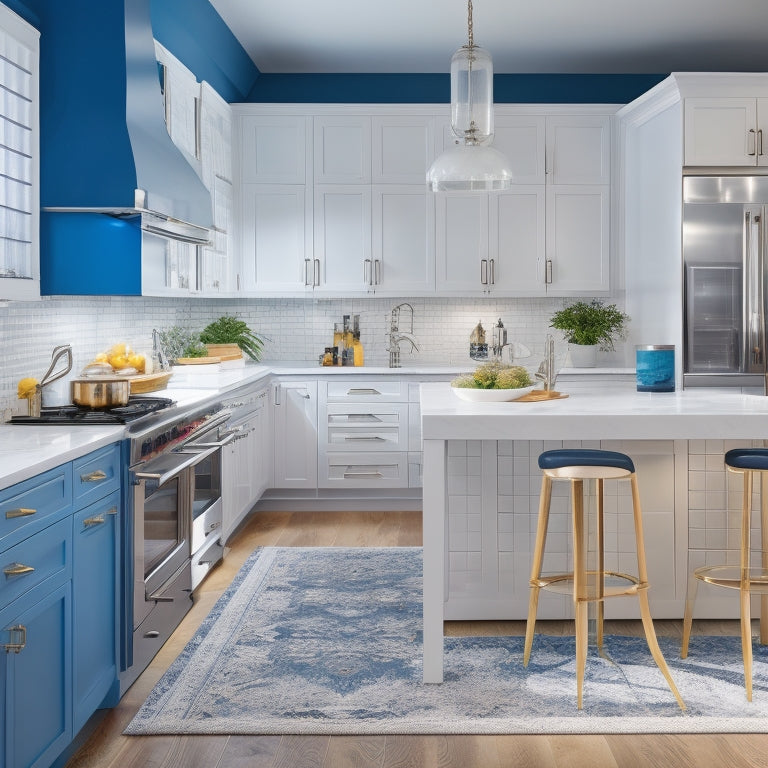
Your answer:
(631, 474), (686, 710)
(596, 477), (605, 651)
(760, 473), (768, 646)
(573, 479), (588, 710)
(524, 475), (552, 666)
(681, 567), (699, 659)
(740, 470), (754, 701)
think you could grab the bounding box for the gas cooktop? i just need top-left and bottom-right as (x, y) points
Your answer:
(9, 396), (175, 425)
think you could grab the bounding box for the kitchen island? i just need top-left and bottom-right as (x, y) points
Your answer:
(420, 381), (768, 683)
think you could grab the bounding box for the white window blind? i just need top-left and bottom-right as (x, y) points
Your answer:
(0, 2), (37, 283)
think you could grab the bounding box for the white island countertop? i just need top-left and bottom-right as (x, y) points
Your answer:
(420, 382), (768, 441)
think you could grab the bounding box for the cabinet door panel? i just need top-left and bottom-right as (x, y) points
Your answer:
(314, 116), (371, 184)
(547, 115), (611, 184)
(684, 98), (756, 167)
(314, 186), (371, 293)
(273, 382), (317, 488)
(1, 581), (72, 768)
(372, 116), (435, 183)
(73, 491), (119, 733)
(240, 185), (310, 293)
(240, 115), (308, 184)
(435, 193), (488, 293)
(490, 187), (545, 295)
(372, 186), (434, 294)
(546, 185), (610, 294)
(493, 116), (546, 184)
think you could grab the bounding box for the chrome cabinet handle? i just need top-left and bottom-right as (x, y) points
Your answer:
(480, 259), (488, 285)
(759, 129), (764, 157)
(545, 259), (553, 284)
(4, 563), (34, 577)
(4, 625), (26, 654)
(347, 388), (381, 395)
(489, 258), (495, 285)
(314, 258), (320, 286)
(364, 258), (372, 285)
(6, 507), (35, 519)
(81, 469), (107, 483)
(343, 471), (384, 479)
(748, 128), (757, 156)
(344, 435), (386, 441)
(374, 259), (381, 285)
(304, 258), (312, 286)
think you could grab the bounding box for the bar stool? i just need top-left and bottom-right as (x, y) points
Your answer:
(523, 448), (685, 710)
(682, 447), (768, 701)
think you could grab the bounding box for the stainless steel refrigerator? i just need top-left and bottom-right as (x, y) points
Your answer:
(683, 175), (768, 388)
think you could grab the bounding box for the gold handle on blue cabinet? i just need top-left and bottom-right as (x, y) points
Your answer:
(6, 507), (36, 519)
(4, 563), (34, 577)
(4, 625), (26, 653)
(81, 469), (107, 483)
(83, 514), (106, 527)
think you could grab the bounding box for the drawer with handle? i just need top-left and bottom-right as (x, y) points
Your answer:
(323, 403), (408, 451)
(0, 465), (72, 553)
(0, 516), (71, 612)
(325, 380), (407, 402)
(72, 443), (121, 507)
(319, 452), (408, 488)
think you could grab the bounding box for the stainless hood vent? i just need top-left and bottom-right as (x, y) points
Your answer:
(39, 0), (212, 243)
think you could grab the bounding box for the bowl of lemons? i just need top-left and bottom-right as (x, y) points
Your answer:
(451, 361), (536, 402)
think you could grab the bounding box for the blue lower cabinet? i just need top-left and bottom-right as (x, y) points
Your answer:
(72, 490), (120, 734)
(0, 580), (73, 768)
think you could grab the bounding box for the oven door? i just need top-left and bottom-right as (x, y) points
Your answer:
(131, 446), (217, 628)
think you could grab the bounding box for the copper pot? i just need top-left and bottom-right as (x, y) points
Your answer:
(71, 376), (130, 408)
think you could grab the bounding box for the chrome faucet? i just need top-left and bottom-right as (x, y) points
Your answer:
(535, 334), (558, 391)
(387, 303), (419, 368)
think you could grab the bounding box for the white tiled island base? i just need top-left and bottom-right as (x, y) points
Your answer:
(420, 382), (768, 683)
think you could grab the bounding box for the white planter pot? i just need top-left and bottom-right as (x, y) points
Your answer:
(568, 343), (598, 368)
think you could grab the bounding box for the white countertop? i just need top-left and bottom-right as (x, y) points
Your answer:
(420, 381), (768, 441)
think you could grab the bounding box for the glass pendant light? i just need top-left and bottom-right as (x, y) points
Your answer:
(427, 0), (513, 192)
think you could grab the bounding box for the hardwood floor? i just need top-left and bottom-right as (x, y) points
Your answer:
(64, 509), (768, 768)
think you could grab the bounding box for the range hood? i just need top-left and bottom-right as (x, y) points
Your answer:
(37, 0), (212, 245)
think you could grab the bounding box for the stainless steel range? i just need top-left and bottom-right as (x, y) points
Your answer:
(121, 398), (231, 693)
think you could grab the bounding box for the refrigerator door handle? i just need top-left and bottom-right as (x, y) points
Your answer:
(744, 210), (765, 371)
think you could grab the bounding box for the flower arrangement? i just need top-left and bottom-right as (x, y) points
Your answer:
(451, 361), (533, 390)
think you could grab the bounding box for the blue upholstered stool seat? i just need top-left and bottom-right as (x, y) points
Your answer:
(538, 448), (635, 474)
(724, 448), (768, 471)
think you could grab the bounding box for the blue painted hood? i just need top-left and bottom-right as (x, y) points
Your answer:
(33, 0), (212, 240)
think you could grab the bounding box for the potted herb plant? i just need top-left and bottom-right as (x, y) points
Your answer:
(199, 315), (265, 362)
(549, 300), (629, 368)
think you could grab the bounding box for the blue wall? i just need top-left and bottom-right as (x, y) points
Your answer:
(246, 73), (667, 105)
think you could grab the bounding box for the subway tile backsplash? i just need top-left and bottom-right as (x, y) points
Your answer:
(0, 294), (622, 418)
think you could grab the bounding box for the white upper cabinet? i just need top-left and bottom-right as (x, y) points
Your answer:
(239, 184), (311, 293)
(313, 185), (372, 294)
(0, 5), (38, 301)
(545, 185), (610, 294)
(684, 97), (768, 167)
(314, 116), (371, 184)
(240, 115), (309, 184)
(546, 115), (611, 184)
(372, 116), (435, 184)
(489, 187), (546, 294)
(493, 115), (546, 184)
(371, 186), (435, 294)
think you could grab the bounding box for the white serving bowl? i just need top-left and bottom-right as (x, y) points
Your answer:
(451, 385), (536, 402)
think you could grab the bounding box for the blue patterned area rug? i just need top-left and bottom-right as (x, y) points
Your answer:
(125, 547), (768, 735)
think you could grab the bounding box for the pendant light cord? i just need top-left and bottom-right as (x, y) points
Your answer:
(467, 0), (474, 49)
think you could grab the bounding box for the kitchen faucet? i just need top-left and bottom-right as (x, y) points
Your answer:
(387, 303), (419, 368)
(535, 334), (558, 391)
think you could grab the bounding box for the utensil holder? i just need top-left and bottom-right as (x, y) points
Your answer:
(27, 388), (41, 417)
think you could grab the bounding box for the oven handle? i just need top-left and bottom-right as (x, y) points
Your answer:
(183, 432), (235, 449)
(132, 445), (218, 486)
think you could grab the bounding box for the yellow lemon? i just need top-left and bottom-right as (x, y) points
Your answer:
(109, 354), (130, 370)
(109, 342), (127, 356)
(17, 377), (38, 399)
(128, 353), (145, 373)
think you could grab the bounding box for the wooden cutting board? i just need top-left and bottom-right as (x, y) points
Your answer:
(128, 371), (172, 393)
(514, 390), (569, 402)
